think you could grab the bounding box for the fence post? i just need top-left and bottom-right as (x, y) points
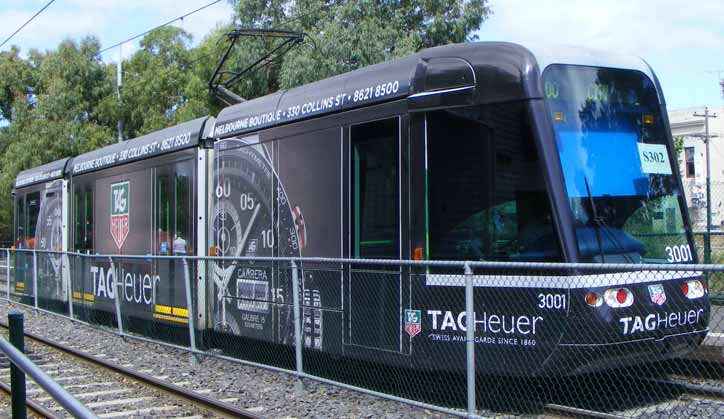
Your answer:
(109, 257), (123, 335)
(9, 312), (27, 419)
(464, 262), (475, 418)
(182, 258), (197, 357)
(6, 249), (11, 300)
(291, 259), (304, 393)
(65, 253), (74, 320)
(32, 250), (38, 309)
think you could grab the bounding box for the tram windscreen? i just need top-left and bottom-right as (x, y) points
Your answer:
(543, 64), (693, 263)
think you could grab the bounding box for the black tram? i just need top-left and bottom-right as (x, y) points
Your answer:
(12, 42), (709, 376)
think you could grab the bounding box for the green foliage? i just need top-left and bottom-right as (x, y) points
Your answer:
(0, 0), (491, 243)
(674, 135), (685, 157)
(227, 0), (491, 93)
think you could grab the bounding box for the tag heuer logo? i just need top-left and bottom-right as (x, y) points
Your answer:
(110, 181), (130, 250)
(648, 284), (666, 306)
(404, 309), (421, 338)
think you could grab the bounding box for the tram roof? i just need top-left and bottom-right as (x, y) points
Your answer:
(14, 158), (70, 190)
(67, 116), (211, 176)
(213, 41), (656, 139)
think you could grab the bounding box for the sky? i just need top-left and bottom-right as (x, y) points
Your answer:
(476, 0), (724, 110)
(1, 0), (723, 111)
(0, 0), (235, 61)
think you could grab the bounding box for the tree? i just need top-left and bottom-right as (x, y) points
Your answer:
(0, 46), (35, 123)
(118, 26), (196, 138)
(220, 0), (491, 98)
(0, 37), (116, 236)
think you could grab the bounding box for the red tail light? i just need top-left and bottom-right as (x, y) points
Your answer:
(616, 289), (627, 304)
(680, 282), (689, 296)
(681, 280), (705, 299)
(604, 288), (633, 308)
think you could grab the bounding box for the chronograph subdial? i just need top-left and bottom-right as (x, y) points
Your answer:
(210, 140), (301, 337)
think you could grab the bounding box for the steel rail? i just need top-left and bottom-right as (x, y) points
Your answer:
(0, 335), (97, 418)
(544, 403), (627, 419)
(0, 380), (60, 419)
(0, 321), (269, 419)
(634, 375), (724, 402)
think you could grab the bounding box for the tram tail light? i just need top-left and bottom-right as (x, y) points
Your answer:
(681, 280), (705, 299)
(603, 288), (633, 308)
(585, 291), (602, 307)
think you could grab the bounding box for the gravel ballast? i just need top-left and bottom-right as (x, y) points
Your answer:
(0, 301), (462, 419)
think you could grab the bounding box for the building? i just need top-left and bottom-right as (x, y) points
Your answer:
(669, 106), (724, 228)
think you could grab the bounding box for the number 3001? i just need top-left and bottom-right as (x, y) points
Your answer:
(666, 244), (692, 263)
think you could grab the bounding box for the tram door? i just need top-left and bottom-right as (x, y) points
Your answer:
(153, 161), (194, 321)
(346, 116), (409, 354)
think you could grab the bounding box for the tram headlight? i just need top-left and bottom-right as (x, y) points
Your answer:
(681, 280), (705, 299)
(603, 288), (633, 308)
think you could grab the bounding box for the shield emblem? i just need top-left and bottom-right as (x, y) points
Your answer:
(648, 284), (666, 306)
(404, 309), (422, 338)
(110, 181), (130, 250)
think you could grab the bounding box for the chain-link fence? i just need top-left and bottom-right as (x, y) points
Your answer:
(682, 179), (724, 299)
(7, 249), (724, 418)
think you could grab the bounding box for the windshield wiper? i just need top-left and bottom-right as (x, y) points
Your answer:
(584, 176), (606, 262)
(583, 176), (635, 263)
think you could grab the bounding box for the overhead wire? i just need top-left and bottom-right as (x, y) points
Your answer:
(108, 1), (330, 103)
(0, 0), (57, 49)
(98, 0), (223, 56)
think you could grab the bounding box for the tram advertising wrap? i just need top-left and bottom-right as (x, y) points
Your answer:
(210, 133), (341, 351)
(69, 154), (194, 325)
(14, 179), (65, 303)
(12, 43), (711, 376)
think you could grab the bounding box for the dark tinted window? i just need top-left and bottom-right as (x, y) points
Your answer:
(15, 196), (25, 248)
(73, 185), (94, 251)
(427, 103), (561, 262)
(21, 192), (40, 249)
(174, 163), (193, 254)
(155, 161), (193, 255)
(156, 175), (171, 254)
(351, 118), (399, 258)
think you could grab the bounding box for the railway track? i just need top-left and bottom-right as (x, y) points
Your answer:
(538, 370), (724, 419)
(0, 323), (266, 419)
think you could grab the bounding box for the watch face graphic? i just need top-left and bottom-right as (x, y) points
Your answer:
(35, 182), (64, 300)
(211, 138), (302, 343)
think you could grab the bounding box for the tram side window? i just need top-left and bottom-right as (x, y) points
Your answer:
(156, 175), (171, 254)
(15, 196), (25, 248)
(174, 171), (192, 254)
(351, 118), (400, 259)
(25, 192), (40, 249)
(155, 163), (193, 255)
(427, 103), (561, 262)
(73, 186), (94, 251)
